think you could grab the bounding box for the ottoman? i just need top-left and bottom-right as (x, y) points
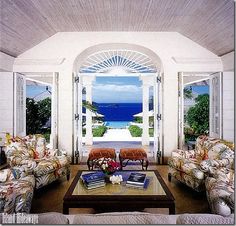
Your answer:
(87, 148), (116, 170)
(119, 148), (149, 170)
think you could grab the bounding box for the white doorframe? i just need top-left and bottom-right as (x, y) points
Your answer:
(178, 71), (222, 148)
(178, 72), (184, 149)
(73, 72), (83, 164)
(13, 72), (26, 137)
(153, 72), (162, 163)
(209, 72), (223, 138)
(50, 72), (59, 149)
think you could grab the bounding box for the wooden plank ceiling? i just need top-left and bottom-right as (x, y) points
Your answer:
(0, 0), (234, 57)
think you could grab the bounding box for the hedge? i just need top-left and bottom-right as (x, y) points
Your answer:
(128, 125), (142, 137)
(92, 126), (107, 137)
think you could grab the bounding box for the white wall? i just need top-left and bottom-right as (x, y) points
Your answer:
(222, 72), (234, 142)
(0, 72), (14, 134)
(0, 52), (15, 72)
(13, 32), (223, 157)
(221, 51), (234, 71)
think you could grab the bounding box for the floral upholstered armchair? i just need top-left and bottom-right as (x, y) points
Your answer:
(4, 134), (71, 189)
(168, 135), (234, 192)
(0, 167), (35, 213)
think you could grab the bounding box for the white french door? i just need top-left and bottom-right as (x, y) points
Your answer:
(209, 72), (223, 138)
(74, 73), (83, 164)
(14, 73), (26, 136)
(178, 72), (184, 149)
(153, 73), (162, 163)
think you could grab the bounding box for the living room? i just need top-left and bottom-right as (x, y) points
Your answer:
(0, 0), (235, 225)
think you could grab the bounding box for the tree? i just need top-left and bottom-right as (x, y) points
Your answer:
(26, 98), (41, 134)
(184, 87), (193, 99)
(186, 94), (209, 135)
(26, 97), (51, 135)
(82, 100), (98, 114)
(38, 97), (51, 127)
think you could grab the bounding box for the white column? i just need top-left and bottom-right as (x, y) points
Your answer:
(139, 75), (155, 146)
(83, 76), (96, 145)
(142, 84), (150, 145)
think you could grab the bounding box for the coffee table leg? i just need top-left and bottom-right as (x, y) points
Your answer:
(169, 203), (175, 214)
(63, 203), (69, 214)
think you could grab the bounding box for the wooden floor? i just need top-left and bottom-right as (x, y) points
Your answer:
(31, 163), (210, 215)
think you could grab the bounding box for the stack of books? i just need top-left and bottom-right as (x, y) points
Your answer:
(126, 172), (149, 189)
(81, 172), (106, 190)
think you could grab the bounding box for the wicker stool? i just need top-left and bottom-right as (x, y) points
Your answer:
(87, 148), (116, 170)
(119, 148), (149, 170)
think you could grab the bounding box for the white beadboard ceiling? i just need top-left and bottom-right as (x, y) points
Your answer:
(0, 0), (234, 57)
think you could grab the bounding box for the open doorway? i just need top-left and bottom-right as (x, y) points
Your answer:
(26, 80), (52, 142)
(73, 47), (163, 164)
(178, 72), (222, 149)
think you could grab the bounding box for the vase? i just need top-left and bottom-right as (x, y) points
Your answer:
(104, 174), (112, 183)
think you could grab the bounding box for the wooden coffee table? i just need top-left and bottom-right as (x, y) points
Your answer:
(63, 170), (175, 214)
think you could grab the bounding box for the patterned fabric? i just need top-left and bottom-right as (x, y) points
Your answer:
(168, 136), (234, 192)
(35, 166), (69, 189)
(0, 174), (35, 213)
(88, 148), (116, 160)
(119, 148), (147, 160)
(177, 214), (234, 224)
(168, 167), (205, 192)
(87, 148), (116, 170)
(4, 134), (70, 189)
(205, 168), (234, 216)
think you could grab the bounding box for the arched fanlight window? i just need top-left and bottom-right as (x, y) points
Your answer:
(79, 50), (157, 73)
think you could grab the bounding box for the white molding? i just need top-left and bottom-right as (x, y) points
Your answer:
(172, 57), (222, 65)
(14, 58), (65, 66)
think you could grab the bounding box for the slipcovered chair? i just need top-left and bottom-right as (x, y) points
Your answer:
(4, 134), (71, 189)
(205, 168), (234, 217)
(0, 167), (35, 213)
(168, 135), (234, 192)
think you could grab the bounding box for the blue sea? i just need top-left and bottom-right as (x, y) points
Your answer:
(96, 103), (142, 121)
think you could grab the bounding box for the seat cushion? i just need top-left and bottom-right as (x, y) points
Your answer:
(120, 148), (147, 160)
(33, 156), (70, 177)
(73, 212), (178, 224)
(0, 175), (35, 213)
(88, 148), (116, 160)
(177, 213), (234, 224)
(168, 157), (204, 180)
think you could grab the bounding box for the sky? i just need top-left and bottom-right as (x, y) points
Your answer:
(92, 77), (142, 103)
(26, 85), (51, 100)
(26, 77), (209, 103)
(186, 85), (209, 95)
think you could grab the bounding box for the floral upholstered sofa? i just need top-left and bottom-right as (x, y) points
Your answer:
(4, 134), (71, 189)
(168, 135), (234, 216)
(168, 135), (234, 192)
(0, 167), (35, 213)
(205, 167), (234, 216)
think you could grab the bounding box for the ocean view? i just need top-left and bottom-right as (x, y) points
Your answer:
(96, 103), (142, 121)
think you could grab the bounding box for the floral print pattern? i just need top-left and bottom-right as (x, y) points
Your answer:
(0, 173), (35, 213)
(168, 136), (234, 192)
(205, 168), (234, 216)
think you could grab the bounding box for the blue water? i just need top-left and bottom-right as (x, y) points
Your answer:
(96, 103), (142, 121)
(105, 121), (130, 129)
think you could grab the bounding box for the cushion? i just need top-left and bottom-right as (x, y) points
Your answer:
(120, 148), (147, 160)
(176, 213), (234, 224)
(73, 212), (178, 224)
(88, 148), (116, 160)
(38, 212), (69, 224)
